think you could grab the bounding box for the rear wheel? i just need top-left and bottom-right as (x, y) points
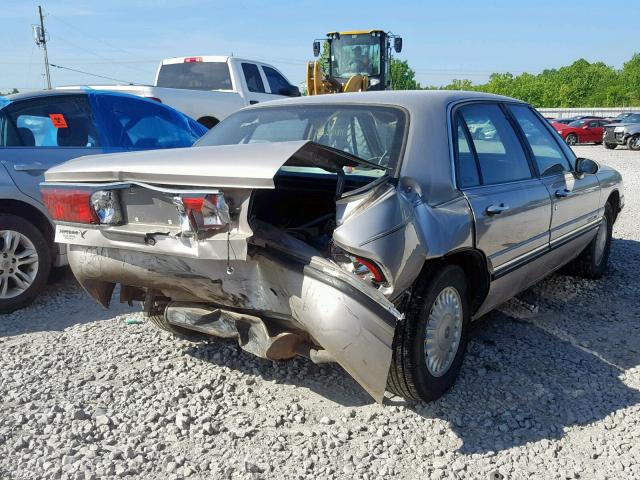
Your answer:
(604, 143), (617, 150)
(627, 135), (640, 151)
(565, 203), (613, 279)
(565, 133), (578, 146)
(0, 214), (51, 313)
(387, 265), (470, 402)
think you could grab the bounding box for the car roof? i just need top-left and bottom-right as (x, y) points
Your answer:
(252, 89), (524, 112)
(6, 88), (90, 101)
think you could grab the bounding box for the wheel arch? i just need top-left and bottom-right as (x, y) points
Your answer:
(607, 189), (621, 223)
(0, 199), (54, 258)
(415, 248), (490, 315)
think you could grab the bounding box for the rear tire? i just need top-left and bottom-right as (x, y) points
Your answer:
(604, 143), (617, 150)
(627, 135), (640, 151)
(565, 133), (578, 146)
(565, 203), (613, 279)
(0, 214), (51, 314)
(387, 265), (470, 402)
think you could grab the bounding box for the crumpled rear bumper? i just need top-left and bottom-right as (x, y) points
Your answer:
(68, 242), (402, 403)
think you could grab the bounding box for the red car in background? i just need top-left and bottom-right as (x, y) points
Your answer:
(552, 118), (609, 145)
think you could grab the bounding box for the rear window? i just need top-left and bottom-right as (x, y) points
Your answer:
(196, 105), (407, 175)
(156, 62), (233, 91)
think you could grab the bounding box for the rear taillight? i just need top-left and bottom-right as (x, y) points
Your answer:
(144, 96), (162, 103)
(41, 187), (123, 225)
(173, 194), (230, 236)
(41, 188), (98, 224)
(332, 246), (387, 287)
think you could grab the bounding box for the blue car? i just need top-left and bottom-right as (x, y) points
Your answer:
(0, 89), (207, 312)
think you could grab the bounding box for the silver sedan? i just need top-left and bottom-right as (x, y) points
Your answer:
(41, 91), (624, 403)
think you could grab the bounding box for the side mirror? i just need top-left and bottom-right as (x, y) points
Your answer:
(313, 41), (321, 57)
(394, 37), (403, 53)
(279, 85), (301, 97)
(575, 157), (599, 178)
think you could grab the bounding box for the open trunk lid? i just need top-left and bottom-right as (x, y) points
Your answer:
(44, 140), (385, 188)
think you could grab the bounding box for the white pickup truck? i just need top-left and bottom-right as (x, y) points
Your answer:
(61, 56), (300, 128)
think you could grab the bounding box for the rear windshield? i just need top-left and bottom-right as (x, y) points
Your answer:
(195, 105), (407, 173)
(156, 62), (233, 91)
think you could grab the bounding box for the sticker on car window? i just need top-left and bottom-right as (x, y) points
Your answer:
(49, 114), (68, 128)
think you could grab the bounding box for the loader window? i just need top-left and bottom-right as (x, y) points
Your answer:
(330, 34), (381, 78)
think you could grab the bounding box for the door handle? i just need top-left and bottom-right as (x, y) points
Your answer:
(485, 204), (509, 215)
(249, 100), (259, 105)
(555, 188), (571, 198)
(14, 163), (46, 172)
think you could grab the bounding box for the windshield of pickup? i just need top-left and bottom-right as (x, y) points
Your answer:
(196, 105), (406, 174)
(156, 62), (233, 91)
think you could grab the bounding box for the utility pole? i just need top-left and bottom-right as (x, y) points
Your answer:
(33, 6), (51, 89)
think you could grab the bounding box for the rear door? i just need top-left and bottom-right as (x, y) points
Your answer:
(240, 62), (272, 105)
(0, 94), (104, 203)
(455, 102), (552, 277)
(507, 105), (601, 247)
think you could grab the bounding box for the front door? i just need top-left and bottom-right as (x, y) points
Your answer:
(507, 105), (601, 247)
(455, 103), (552, 279)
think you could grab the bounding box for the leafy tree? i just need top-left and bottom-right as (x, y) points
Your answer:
(433, 54), (640, 107)
(0, 88), (18, 96)
(390, 58), (420, 90)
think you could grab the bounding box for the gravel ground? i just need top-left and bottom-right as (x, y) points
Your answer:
(1, 146), (639, 480)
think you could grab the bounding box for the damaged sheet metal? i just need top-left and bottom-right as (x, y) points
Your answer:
(67, 222), (402, 402)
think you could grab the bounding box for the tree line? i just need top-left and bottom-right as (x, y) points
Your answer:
(390, 53), (640, 107)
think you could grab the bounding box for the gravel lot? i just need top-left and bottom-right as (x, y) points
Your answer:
(1, 146), (639, 480)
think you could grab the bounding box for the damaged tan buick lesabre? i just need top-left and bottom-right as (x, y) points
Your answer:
(41, 91), (623, 403)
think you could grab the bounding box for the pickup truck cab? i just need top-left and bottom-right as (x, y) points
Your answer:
(64, 56), (300, 128)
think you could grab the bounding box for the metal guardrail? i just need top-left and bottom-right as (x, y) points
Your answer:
(537, 107), (640, 119)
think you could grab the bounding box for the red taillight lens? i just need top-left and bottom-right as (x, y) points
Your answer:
(41, 188), (98, 224)
(184, 57), (202, 63)
(182, 197), (204, 211)
(355, 257), (384, 283)
(144, 96), (162, 103)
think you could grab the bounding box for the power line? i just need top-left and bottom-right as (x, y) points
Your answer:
(48, 64), (134, 84)
(47, 12), (147, 60)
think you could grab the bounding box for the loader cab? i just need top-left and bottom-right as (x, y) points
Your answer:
(313, 30), (402, 91)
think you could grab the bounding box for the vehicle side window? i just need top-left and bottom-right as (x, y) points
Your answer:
(0, 95), (100, 147)
(453, 114), (480, 188)
(588, 121), (598, 128)
(508, 105), (572, 176)
(93, 95), (202, 149)
(241, 63), (265, 93)
(262, 66), (290, 95)
(458, 103), (532, 184)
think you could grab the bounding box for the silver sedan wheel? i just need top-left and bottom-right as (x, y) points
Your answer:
(0, 230), (39, 299)
(594, 216), (609, 266)
(424, 286), (463, 377)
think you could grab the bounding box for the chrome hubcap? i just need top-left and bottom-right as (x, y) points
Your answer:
(0, 230), (39, 299)
(424, 286), (463, 377)
(594, 216), (608, 265)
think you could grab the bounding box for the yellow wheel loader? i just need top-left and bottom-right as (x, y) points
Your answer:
(307, 30), (402, 95)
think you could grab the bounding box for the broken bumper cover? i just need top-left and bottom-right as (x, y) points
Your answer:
(67, 242), (402, 403)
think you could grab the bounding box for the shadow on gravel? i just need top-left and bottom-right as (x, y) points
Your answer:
(185, 340), (376, 407)
(395, 310), (640, 454)
(0, 268), (136, 337)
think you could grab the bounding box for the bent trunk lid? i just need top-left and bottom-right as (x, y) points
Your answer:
(44, 140), (385, 187)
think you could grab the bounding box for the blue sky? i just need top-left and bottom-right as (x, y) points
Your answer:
(1, 0), (638, 92)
